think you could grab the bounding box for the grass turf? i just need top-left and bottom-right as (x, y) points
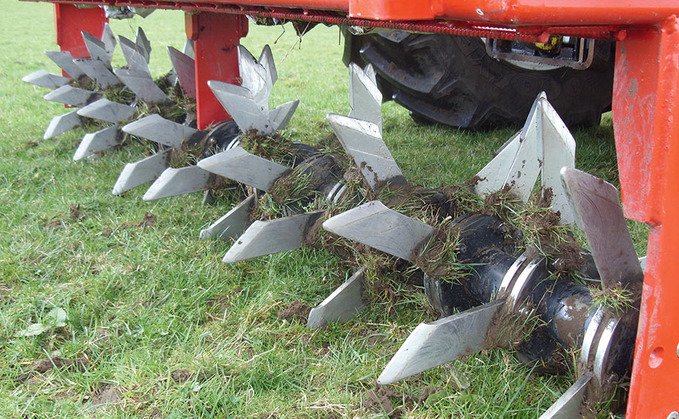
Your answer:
(0, 1), (645, 417)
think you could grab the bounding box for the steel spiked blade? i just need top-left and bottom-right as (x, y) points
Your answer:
(208, 80), (274, 134)
(134, 27), (151, 64)
(561, 167), (644, 291)
(529, 93), (577, 224)
(378, 300), (505, 384)
(22, 70), (70, 90)
(237, 44), (276, 108)
(269, 100), (300, 132)
(44, 85), (97, 107)
(44, 110), (82, 139)
(77, 99), (136, 124)
(222, 210), (325, 263)
(167, 46), (196, 99)
(112, 149), (172, 196)
(207, 45), (297, 135)
(82, 26), (115, 65)
(73, 59), (119, 88)
(100, 23), (117, 63)
(119, 35), (151, 75)
(45, 51), (85, 79)
(307, 268), (366, 329)
(474, 92), (576, 225)
(197, 145), (291, 192)
(115, 34), (171, 104)
(73, 125), (121, 161)
(538, 372), (594, 419)
(257, 45), (278, 89)
(348, 63), (382, 130)
(327, 114), (406, 190)
(182, 38), (195, 59)
(142, 166), (215, 201)
(322, 201), (433, 262)
(114, 68), (171, 104)
(199, 194), (256, 241)
(122, 114), (198, 148)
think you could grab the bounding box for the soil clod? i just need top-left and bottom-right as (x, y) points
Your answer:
(277, 300), (310, 323)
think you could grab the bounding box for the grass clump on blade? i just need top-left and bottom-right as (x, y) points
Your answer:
(590, 285), (636, 317)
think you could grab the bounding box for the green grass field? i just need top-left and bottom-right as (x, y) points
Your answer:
(0, 1), (644, 417)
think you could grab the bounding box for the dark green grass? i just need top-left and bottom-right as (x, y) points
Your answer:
(0, 1), (645, 417)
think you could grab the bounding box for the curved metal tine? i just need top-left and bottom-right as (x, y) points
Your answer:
(112, 149), (172, 196)
(208, 80), (272, 134)
(307, 268), (366, 329)
(73, 125), (121, 161)
(45, 50), (85, 79)
(222, 210), (325, 263)
(322, 200), (434, 262)
(348, 63), (382, 131)
(531, 92), (576, 225)
(197, 145), (290, 192)
(327, 113), (405, 191)
(560, 167), (644, 291)
(200, 194), (256, 240)
(44, 110), (83, 139)
(44, 85), (97, 107)
(143, 166), (214, 201)
(23, 69), (70, 90)
(378, 300), (505, 384)
(122, 114), (198, 148)
(77, 98), (136, 124)
(538, 372), (593, 419)
(168, 46), (196, 99)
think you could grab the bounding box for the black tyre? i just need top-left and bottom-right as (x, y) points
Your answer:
(359, 32), (614, 129)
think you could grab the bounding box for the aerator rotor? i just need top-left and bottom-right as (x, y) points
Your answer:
(21, 17), (644, 416)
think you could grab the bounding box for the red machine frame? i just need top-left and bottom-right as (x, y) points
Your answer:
(35, 1), (679, 416)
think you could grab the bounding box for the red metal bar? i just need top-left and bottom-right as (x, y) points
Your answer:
(40, 1), (627, 41)
(54, 3), (107, 60)
(186, 12), (248, 129)
(37, 0), (679, 27)
(613, 16), (679, 418)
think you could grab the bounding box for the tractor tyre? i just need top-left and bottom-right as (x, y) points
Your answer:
(359, 32), (615, 129)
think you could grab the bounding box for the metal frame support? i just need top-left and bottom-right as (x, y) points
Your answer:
(613, 15), (679, 418)
(185, 12), (249, 130)
(54, 4), (107, 60)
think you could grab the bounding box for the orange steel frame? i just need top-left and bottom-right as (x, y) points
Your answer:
(38, 1), (679, 417)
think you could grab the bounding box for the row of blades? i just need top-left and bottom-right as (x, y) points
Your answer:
(25, 27), (644, 417)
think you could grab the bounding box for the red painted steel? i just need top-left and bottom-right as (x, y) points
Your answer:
(43, 1), (625, 41)
(186, 12), (248, 129)
(54, 3), (107, 60)
(40, 0), (679, 26)
(613, 16), (679, 418)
